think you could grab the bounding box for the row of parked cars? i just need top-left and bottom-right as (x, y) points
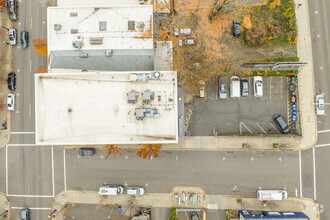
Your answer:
(219, 76), (263, 99)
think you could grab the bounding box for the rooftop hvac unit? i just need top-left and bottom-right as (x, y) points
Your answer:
(136, 22), (144, 29)
(90, 37), (103, 45)
(127, 90), (138, 104)
(71, 29), (78, 34)
(142, 90), (154, 104)
(54, 24), (62, 31)
(72, 41), (82, 49)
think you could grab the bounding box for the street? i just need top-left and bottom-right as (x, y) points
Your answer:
(1, 0), (329, 219)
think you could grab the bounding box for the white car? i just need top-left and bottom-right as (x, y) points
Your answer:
(253, 76), (263, 97)
(127, 186), (145, 195)
(7, 94), (15, 110)
(8, 28), (17, 45)
(316, 95), (325, 115)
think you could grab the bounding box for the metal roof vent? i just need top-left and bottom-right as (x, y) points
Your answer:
(72, 41), (82, 49)
(80, 53), (88, 58)
(70, 12), (78, 17)
(128, 21), (135, 30)
(89, 37), (103, 45)
(99, 21), (106, 31)
(54, 24), (62, 31)
(136, 22), (144, 29)
(71, 29), (78, 34)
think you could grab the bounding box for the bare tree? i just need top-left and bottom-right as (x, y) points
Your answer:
(121, 196), (138, 218)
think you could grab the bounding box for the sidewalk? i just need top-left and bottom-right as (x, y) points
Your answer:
(51, 190), (319, 220)
(0, 9), (12, 149)
(0, 192), (10, 219)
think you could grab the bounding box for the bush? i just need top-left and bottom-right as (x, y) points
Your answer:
(168, 208), (177, 220)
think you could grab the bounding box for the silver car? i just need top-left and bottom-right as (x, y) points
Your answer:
(316, 95), (325, 115)
(8, 28), (17, 45)
(219, 83), (227, 99)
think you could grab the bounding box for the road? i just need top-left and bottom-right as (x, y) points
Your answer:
(308, 0), (330, 219)
(2, 0), (328, 220)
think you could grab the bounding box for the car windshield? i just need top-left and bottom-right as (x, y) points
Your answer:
(9, 36), (14, 40)
(318, 100), (324, 110)
(8, 104), (12, 107)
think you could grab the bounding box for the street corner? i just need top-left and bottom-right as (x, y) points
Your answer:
(0, 102), (11, 149)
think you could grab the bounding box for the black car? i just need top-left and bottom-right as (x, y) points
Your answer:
(233, 20), (241, 37)
(20, 31), (29, 48)
(8, 0), (18, 21)
(7, 72), (16, 91)
(78, 148), (95, 156)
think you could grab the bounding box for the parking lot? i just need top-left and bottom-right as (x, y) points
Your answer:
(187, 76), (290, 136)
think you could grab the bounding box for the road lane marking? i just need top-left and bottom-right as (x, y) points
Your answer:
(270, 123), (280, 133)
(5, 145), (8, 195)
(12, 207), (51, 210)
(256, 123), (266, 134)
(31, 17), (32, 29)
(10, 132), (35, 134)
(299, 150), (302, 197)
(317, 129), (330, 133)
(52, 145), (55, 197)
(7, 144), (39, 146)
(295, 188), (298, 197)
(315, 143), (330, 148)
(63, 149), (67, 191)
(313, 147), (316, 200)
(7, 194), (53, 198)
(30, 60), (31, 72)
(29, 104), (31, 117)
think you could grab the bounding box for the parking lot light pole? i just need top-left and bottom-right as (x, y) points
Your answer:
(0, 26), (9, 31)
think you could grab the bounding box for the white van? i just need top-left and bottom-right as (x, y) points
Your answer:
(98, 185), (124, 195)
(257, 190), (287, 200)
(230, 76), (240, 98)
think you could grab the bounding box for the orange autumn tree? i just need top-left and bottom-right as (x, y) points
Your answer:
(32, 39), (47, 56)
(105, 145), (122, 159)
(0, 0), (6, 7)
(35, 66), (48, 73)
(137, 144), (162, 159)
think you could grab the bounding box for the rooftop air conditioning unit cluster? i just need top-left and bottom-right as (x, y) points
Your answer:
(54, 24), (62, 31)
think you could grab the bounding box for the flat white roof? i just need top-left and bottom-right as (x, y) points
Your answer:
(57, 0), (150, 6)
(47, 5), (153, 52)
(35, 71), (178, 145)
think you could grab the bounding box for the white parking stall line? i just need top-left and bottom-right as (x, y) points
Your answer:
(256, 123), (266, 134)
(52, 145), (55, 197)
(269, 77), (271, 99)
(7, 194), (54, 198)
(315, 143), (330, 148)
(299, 150), (302, 197)
(10, 132), (35, 134)
(317, 129), (330, 133)
(280, 76), (283, 99)
(5, 145), (8, 195)
(63, 149), (67, 191)
(270, 123), (280, 134)
(313, 147), (316, 200)
(240, 122), (253, 134)
(6, 144), (39, 147)
(12, 207), (51, 210)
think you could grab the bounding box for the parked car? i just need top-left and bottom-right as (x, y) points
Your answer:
(127, 186), (145, 195)
(20, 31), (29, 48)
(253, 76), (263, 97)
(78, 148), (95, 156)
(241, 78), (249, 97)
(8, 0), (18, 21)
(316, 95), (325, 115)
(191, 212), (198, 220)
(8, 28), (17, 45)
(7, 72), (16, 91)
(21, 208), (30, 220)
(219, 83), (227, 99)
(230, 76), (240, 98)
(273, 115), (290, 134)
(233, 20), (241, 37)
(257, 190), (287, 200)
(174, 28), (191, 36)
(98, 185), (124, 195)
(7, 94), (15, 111)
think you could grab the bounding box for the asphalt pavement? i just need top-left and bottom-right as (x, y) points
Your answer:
(308, 0), (330, 219)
